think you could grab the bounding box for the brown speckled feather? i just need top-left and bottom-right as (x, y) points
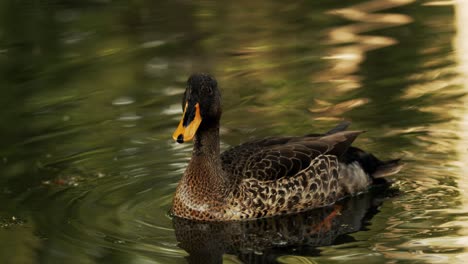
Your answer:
(224, 155), (341, 219)
(171, 74), (402, 221)
(222, 131), (361, 182)
(218, 131), (362, 220)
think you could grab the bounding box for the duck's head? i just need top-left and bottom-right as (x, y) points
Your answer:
(172, 74), (221, 144)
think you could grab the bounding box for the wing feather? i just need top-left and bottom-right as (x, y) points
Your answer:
(221, 131), (363, 182)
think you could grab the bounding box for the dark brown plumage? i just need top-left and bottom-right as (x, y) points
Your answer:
(171, 73), (402, 221)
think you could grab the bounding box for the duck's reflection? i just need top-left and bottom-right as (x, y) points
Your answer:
(173, 187), (395, 264)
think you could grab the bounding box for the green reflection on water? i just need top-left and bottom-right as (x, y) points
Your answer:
(0, 0), (464, 263)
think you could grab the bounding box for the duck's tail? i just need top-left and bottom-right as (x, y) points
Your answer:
(324, 121), (403, 180)
(372, 158), (403, 179)
(341, 146), (403, 184)
(319, 121), (402, 188)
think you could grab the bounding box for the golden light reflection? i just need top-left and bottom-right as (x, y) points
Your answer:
(402, 72), (462, 99)
(308, 98), (370, 119)
(395, 1), (468, 262)
(319, 0), (414, 91)
(453, 1), (468, 260)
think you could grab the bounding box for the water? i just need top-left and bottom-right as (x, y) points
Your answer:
(0, 0), (465, 263)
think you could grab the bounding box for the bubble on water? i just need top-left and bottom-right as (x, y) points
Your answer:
(145, 57), (168, 77)
(161, 104), (183, 115)
(112, 96), (135, 106)
(117, 113), (142, 121)
(162, 87), (185, 96)
(141, 40), (166, 49)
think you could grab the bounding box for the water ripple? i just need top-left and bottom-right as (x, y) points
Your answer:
(319, 0), (415, 90)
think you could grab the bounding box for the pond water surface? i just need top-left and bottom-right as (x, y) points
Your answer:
(1, 0), (467, 263)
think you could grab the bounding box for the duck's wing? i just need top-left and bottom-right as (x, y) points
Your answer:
(221, 131), (363, 182)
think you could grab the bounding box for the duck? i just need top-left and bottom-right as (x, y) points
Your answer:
(171, 73), (402, 221)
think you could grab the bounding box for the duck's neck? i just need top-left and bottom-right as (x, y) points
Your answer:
(193, 124), (220, 157)
(184, 123), (228, 196)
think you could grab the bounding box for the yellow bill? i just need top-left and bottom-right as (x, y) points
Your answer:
(173, 102), (202, 143)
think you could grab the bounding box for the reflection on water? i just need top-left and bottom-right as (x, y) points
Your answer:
(0, 0), (466, 263)
(174, 190), (393, 264)
(322, 0), (414, 91)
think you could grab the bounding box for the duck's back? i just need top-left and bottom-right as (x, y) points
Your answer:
(221, 123), (362, 182)
(219, 126), (401, 219)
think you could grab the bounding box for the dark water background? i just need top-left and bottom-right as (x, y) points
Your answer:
(1, 0), (467, 263)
